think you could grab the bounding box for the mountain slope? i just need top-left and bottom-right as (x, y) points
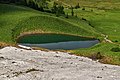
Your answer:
(0, 4), (99, 43)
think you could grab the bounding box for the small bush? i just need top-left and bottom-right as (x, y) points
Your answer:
(91, 9), (93, 12)
(114, 40), (118, 42)
(90, 52), (103, 60)
(75, 3), (80, 9)
(111, 47), (120, 52)
(82, 7), (85, 10)
(65, 13), (69, 18)
(81, 18), (87, 21)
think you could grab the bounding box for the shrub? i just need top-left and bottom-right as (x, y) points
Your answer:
(90, 52), (103, 60)
(51, 2), (65, 16)
(71, 6), (74, 16)
(114, 40), (118, 42)
(75, 3), (80, 9)
(65, 13), (69, 18)
(82, 7), (85, 10)
(111, 47), (120, 52)
(81, 18), (87, 21)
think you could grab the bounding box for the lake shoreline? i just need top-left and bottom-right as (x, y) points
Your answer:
(19, 40), (99, 50)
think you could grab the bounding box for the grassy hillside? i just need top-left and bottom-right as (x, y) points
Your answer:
(71, 43), (120, 65)
(54, 0), (120, 9)
(62, 4), (120, 43)
(0, 4), (41, 43)
(50, 0), (120, 65)
(1, 3), (120, 65)
(56, 0), (120, 65)
(0, 3), (99, 43)
(13, 16), (99, 39)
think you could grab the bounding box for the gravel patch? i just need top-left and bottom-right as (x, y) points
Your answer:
(0, 47), (120, 80)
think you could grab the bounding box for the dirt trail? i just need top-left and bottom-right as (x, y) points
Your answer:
(101, 34), (113, 43)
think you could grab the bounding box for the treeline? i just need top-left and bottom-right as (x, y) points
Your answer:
(0, 0), (81, 18)
(0, 0), (47, 11)
(0, 0), (65, 16)
(0, 0), (26, 5)
(51, 2), (65, 16)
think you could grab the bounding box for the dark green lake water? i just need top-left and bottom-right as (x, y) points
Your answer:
(17, 34), (99, 50)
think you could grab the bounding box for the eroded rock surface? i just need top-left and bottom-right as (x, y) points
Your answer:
(0, 47), (120, 80)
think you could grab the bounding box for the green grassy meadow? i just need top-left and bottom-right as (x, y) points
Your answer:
(54, 0), (120, 9)
(0, 1), (120, 65)
(0, 4), (99, 43)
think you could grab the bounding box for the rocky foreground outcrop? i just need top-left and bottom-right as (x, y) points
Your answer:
(0, 47), (120, 80)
